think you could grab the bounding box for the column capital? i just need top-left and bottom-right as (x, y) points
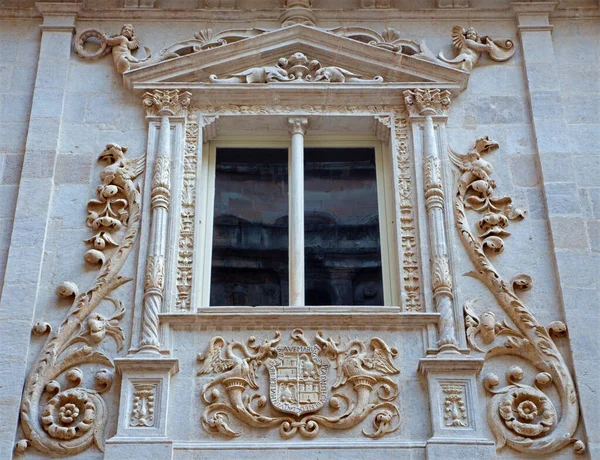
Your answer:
(36, 2), (80, 32)
(142, 89), (192, 117)
(288, 117), (309, 135)
(403, 88), (452, 118)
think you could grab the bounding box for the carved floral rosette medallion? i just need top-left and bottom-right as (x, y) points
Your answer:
(267, 345), (329, 416)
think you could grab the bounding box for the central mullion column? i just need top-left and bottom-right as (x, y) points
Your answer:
(288, 117), (308, 306)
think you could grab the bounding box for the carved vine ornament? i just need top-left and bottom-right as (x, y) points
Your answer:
(451, 138), (584, 455)
(16, 144), (145, 456)
(197, 329), (401, 439)
(73, 24), (514, 78)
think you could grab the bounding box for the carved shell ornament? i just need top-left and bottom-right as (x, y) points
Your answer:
(452, 138), (584, 455)
(209, 52), (384, 84)
(197, 329), (400, 439)
(16, 144), (145, 456)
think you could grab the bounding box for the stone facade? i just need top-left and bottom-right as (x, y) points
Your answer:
(0, 1), (598, 459)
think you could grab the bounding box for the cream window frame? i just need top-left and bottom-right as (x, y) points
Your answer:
(195, 135), (399, 308)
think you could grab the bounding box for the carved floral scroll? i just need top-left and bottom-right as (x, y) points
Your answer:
(16, 145), (145, 456)
(452, 138), (584, 455)
(197, 329), (400, 439)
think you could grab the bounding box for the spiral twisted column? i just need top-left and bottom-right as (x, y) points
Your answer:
(403, 89), (458, 352)
(139, 90), (191, 353)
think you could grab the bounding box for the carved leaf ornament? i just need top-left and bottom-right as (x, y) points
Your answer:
(452, 138), (584, 455)
(197, 329), (401, 439)
(16, 144), (145, 456)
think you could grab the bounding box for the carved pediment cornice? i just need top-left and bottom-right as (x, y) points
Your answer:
(121, 25), (469, 92)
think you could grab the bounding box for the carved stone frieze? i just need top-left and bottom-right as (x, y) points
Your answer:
(209, 52), (383, 84)
(17, 144), (145, 456)
(143, 89), (192, 117)
(438, 26), (515, 72)
(197, 329), (400, 439)
(193, 105), (397, 116)
(453, 138), (584, 455)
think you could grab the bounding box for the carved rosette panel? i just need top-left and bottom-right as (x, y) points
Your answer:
(453, 138), (584, 455)
(176, 114), (200, 311)
(394, 114), (422, 311)
(17, 144), (145, 456)
(197, 329), (401, 439)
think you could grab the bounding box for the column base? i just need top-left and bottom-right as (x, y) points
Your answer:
(105, 437), (174, 460)
(426, 438), (496, 460)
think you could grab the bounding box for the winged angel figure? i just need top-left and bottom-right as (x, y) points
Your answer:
(439, 26), (515, 72)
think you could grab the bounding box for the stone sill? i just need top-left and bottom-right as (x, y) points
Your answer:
(160, 306), (439, 329)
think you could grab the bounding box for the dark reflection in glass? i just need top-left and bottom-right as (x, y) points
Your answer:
(304, 148), (383, 306)
(210, 148), (289, 306)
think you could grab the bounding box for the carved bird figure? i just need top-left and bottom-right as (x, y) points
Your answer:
(98, 143), (146, 187)
(448, 136), (499, 189)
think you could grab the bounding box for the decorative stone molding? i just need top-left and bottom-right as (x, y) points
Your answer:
(360, 0), (391, 8)
(209, 52), (383, 84)
(142, 89), (192, 117)
(129, 384), (156, 427)
(197, 329), (400, 439)
(438, 26), (515, 72)
(16, 144), (145, 456)
(441, 384), (468, 427)
(453, 138), (584, 455)
(193, 104), (397, 116)
(204, 0), (236, 8)
(279, 0), (317, 27)
(403, 88), (451, 117)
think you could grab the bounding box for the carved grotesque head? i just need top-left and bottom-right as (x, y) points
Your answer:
(99, 143), (128, 164)
(120, 24), (135, 39)
(465, 27), (479, 41)
(473, 136), (499, 155)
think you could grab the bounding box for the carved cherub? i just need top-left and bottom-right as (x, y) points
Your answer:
(439, 26), (515, 72)
(101, 24), (152, 74)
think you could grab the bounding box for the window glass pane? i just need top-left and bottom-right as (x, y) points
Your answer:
(304, 148), (383, 306)
(210, 148), (288, 306)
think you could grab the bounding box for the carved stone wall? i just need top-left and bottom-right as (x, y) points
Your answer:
(0, 2), (597, 459)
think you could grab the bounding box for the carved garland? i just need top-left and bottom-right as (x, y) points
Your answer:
(452, 138), (584, 455)
(197, 329), (401, 439)
(17, 145), (145, 456)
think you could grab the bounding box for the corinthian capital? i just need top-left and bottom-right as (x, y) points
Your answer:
(288, 117), (309, 135)
(142, 89), (192, 117)
(403, 88), (452, 117)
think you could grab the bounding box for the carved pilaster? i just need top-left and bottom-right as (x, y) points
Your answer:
(404, 88), (457, 350)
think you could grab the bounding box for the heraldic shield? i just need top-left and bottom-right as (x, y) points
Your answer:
(267, 345), (330, 416)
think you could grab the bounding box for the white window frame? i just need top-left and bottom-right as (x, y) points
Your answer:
(195, 134), (399, 307)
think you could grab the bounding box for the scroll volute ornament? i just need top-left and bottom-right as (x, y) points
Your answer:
(17, 144), (146, 456)
(197, 329), (400, 439)
(452, 138), (584, 455)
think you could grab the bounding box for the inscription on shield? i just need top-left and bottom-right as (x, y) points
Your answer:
(267, 345), (329, 416)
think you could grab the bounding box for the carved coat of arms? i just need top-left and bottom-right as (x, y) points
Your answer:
(267, 345), (329, 416)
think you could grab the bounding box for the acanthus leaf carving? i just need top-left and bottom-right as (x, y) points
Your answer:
(403, 88), (451, 117)
(453, 138), (584, 455)
(197, 329), (400, 439)
(143, 89), (192, 117)
(17, 144), (145, 456)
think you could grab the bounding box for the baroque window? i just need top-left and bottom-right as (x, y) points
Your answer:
(197, 136), (398, 307)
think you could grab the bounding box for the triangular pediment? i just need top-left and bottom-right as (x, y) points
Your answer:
(124, 25), (468, 93)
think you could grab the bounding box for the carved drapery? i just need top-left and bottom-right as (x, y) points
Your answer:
(404, 88), (458, 349)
